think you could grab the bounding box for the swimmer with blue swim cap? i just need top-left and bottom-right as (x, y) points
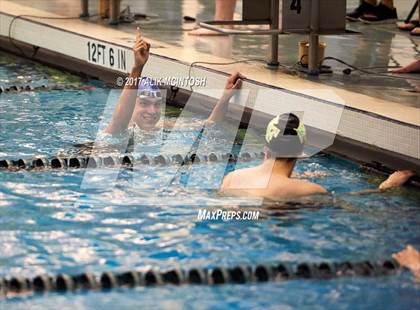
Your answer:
(130, 77), (163, 130)
(221, 113), (415, 199)
(104, 27), (244, 134)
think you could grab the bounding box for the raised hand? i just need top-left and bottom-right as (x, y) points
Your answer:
(133, 27), (151, 69)
(223, 71), (245, 99)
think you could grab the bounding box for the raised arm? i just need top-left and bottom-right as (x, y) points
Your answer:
(205, 72), (245, 124)
(104, 28), (151, 135)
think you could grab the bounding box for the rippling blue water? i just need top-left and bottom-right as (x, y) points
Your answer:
(0, 52), (419, 309)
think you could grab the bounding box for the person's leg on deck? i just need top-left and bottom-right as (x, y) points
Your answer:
(188, 0), (237, 36)
(359, 0), (398, 23)
(346, 0), (377, 21)
(411, 0), (420, 35)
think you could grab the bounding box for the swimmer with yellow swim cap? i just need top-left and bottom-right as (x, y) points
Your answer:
(221, 113), (415, 199)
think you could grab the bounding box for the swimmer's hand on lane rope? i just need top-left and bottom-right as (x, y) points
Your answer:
(222, 72), (246, 100)
(133, 27), (151, 69)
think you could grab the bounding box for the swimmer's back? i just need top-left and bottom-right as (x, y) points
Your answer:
(221, 167), (327, 199)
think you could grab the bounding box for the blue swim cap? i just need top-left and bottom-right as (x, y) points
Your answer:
(137, 77), (162, 100)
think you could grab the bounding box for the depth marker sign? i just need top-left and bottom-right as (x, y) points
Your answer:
(86, 39), (127, 72)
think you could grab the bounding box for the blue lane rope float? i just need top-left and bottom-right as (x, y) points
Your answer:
(0, 259), (402, 298)
(0, 152), (265, 172)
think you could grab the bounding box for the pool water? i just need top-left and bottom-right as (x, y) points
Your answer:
(0, 52), (420, 309)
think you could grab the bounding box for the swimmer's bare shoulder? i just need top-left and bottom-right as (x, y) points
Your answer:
(220, 166), (261, 190)
(284, 178), (328, 196)
(221, 170), (327, 197)
(220, 170), (239, 191)
(220, 171), (234, 190)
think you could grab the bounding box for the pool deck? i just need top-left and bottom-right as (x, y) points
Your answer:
(0, 0), (419, 172)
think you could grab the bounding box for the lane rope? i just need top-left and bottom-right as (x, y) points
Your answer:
(0, 259), (401, 298)
(0, 152), (265, 172)
(0, 83), (94, 94)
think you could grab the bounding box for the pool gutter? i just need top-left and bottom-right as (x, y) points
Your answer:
(0, 10), (419, 175)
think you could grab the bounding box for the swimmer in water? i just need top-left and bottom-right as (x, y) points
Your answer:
(104, 27), (244, 136)
(221, 113), (416, 199)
